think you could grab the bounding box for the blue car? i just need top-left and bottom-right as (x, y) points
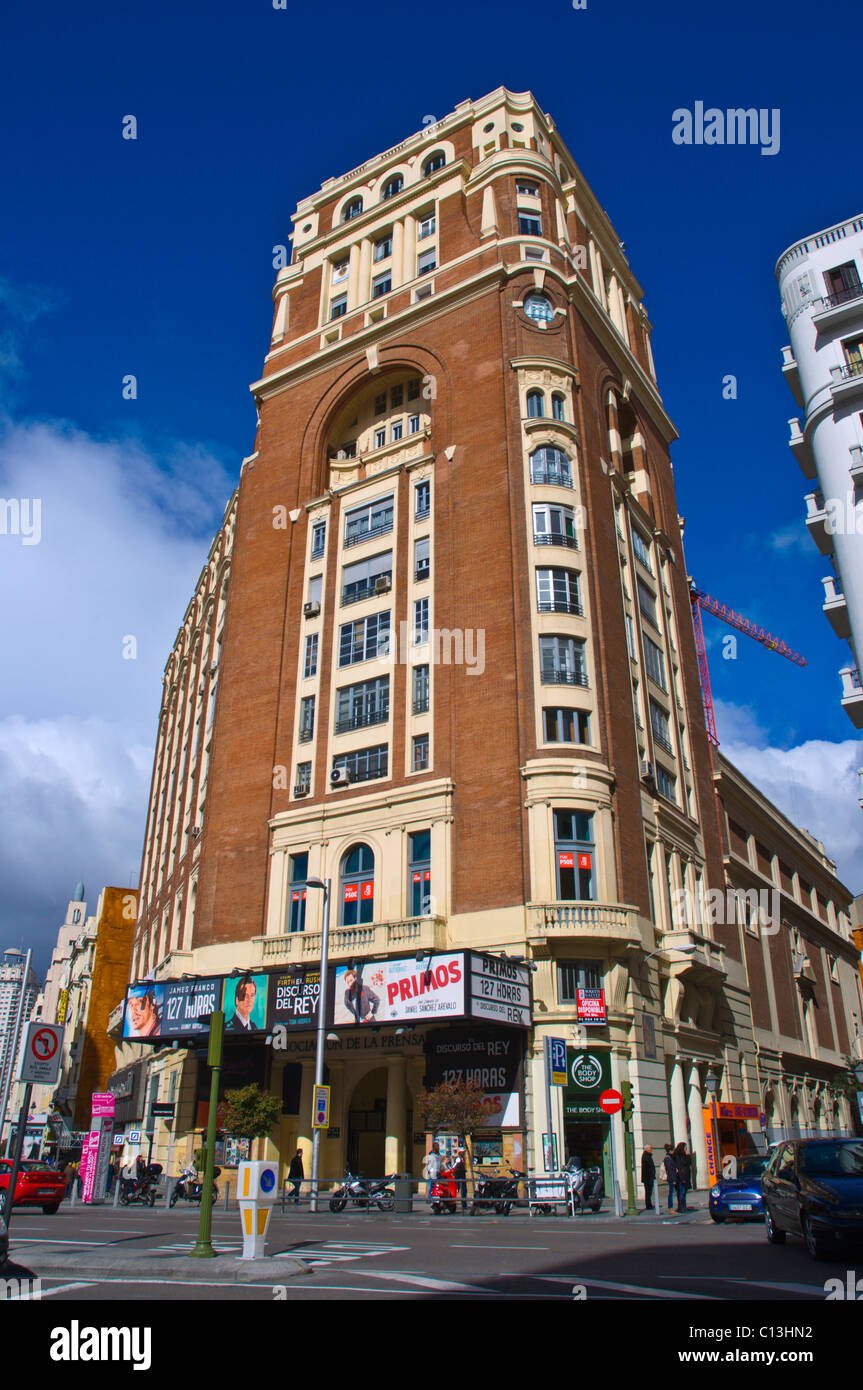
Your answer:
(709, 1154), (770, 1222)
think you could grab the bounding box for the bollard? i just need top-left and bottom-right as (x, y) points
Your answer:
(237, 1162), (277, 1259)
(113, 1179), (120, 1208)
(224, 1179), (230, 1212)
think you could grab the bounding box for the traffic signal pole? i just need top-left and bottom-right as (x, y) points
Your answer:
(190, 1010), (223, 1259)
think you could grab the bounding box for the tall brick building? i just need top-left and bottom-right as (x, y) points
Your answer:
(118, 89), (859, 1191)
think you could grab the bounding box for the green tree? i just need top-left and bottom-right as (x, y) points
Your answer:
(416, 1078), (491, 1176)
(222, 1084), (282, 1145)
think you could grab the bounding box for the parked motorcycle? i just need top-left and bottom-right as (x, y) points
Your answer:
(564, 1158), (604, 1214)
(469, 1168), (525, 1216)
(328, 1170), (396, 1213)
(169, 1164), (221, 1207)
(430, 1165), (459, 1215)
(119, 1162), (163, 1207)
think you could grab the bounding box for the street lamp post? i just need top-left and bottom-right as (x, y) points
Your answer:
(306, 876), (331, 1213)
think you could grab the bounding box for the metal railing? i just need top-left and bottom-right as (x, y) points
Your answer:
(540, 667), (588, 687)
(819, 283), (863, 309)
(344, 520), (393, 549)
(533, 532), (578, 549)
(537, 599), (583, 616)
(334, 707), (389, 734)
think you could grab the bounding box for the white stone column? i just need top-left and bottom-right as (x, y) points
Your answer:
(385, 1055), (406, 1173)
(670, 1057), (688, 1145)
(347, 242), (362, 310)
(402, 215), (416, 286)
(357, 238), (372, 308)
(687, 1063), (708, 1189)
(265, 849), (286, 937)
(392, 221), (405, 289)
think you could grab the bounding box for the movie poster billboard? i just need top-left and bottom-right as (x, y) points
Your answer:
(163, 978), (221, 1036)
(122, 983), (168, 1040)
(266, 969), (321, 1030)
(331, 954), (465, 1025)
(222, 972), (269, 1034)
(468, 953), (532, 1028)
(424, 1027), (524, 1127)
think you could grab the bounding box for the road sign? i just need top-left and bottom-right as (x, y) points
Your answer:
(599, 1088), (623, 1115)
(17, 1023), (64, 1085)
(312, 1085), (330, 1129)
(548, 1037), (567, 1086)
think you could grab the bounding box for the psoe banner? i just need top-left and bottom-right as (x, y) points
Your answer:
(332, 955), (465, 1025)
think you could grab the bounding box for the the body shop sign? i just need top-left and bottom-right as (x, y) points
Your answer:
(564, 1049), (612, 1121)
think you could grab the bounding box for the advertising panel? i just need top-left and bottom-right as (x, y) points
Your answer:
(424, 1027), (523, 1127)
(223, 973), (269, 1034)
(332, 955), (465, 1025)
(266, 969), (321, 1030)
(564, 1049), (613, 1121)
(163, 978), (221, 1036)
(122, 983), (168, 1041)
(468, 953), (532, 1028)
(82, 1092), (115, 1203)
(576, 988), (607, 1025)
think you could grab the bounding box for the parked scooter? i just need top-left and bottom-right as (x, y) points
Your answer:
(328, 1170), (396, 1213)
(564, 1158), (604, 1214)
(430, 1164), (459, 1215)
(169, 1164), (221, 1207)
(119, 1163), (163, 1207)
(469, 1168), (526, 1216)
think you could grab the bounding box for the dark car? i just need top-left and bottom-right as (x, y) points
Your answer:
(709, 1154), (769, 1222)
(762, 1138), (863, 1260)
(0, 1159), (66, 1215)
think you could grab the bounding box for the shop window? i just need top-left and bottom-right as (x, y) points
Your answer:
(554, 809), (595, 900)
(341, 843), (375, 926)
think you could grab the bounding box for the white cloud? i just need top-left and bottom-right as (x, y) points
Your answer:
(716, 700), (863, 892)
(0, 417), (234, 967)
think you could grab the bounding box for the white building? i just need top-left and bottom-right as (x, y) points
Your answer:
(777, 214), (863, 732)
(0, 947), (39, 1135)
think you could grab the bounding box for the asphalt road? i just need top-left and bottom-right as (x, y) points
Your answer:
(3, 1201), (859, 1301)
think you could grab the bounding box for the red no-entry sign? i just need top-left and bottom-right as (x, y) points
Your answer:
(599, 1088), (623, 1115)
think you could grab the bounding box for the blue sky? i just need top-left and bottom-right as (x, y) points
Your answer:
(2, 0), (861, 968)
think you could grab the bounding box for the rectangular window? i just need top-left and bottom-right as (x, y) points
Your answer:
(412, 734), (429, 772)
(391, 384), (403, 407)
(409, 829), (431, 916)
(539, 635), (587, 686)
(299, 695), (315, 743)
(374, 391), (387, 415)
(311, 521), (326, 559)
(288, 852), (308, 932)
(294, 764), (311, 798)
(533, 503), (577, 549)
(345, 494), (394, 546)
(338, 611), (391, 666)
(413, 597), (429, 645)
(335, 676), (390, 733)
(825, 261), (862, 301)
(655, 765), (676, 802)
(373, 236), (392, 262)
(418, 215), (436, 240)
(331, 261), (349, 284)
(524, 246), (546, 261)
(643, 635), (666, 689)
(536, 567), (581, 615)
(374, 427), (386, 449)
(625, 613), (637, 660)
(543, 707), (590, 744)
(330, 295), (347, 320)
(303, 633), (318, 678)
(407, 377), (421, 400)
(308, 575), (323, 605)
(415, 480), (431, 519)
(632, 527), (653, 572)
(554, 809), (595, 900)
(516, 182), (539, 196)
(408, 413), (420, 434)
(372, 271), (392, 298)
(649, 698), (672, 753)
(557, 960), (600, 1002)
(413, 664), (430, 714)
(341, 550), (392, 605)
(391, 421), (403, 442)
(415, 536), (430, 582)
(529, 448), (571, 487)
(332, 744), (389, 784)
(518, 214), (542, 236)
(636, 579), (657, 626)
(417, 248), (437, 276)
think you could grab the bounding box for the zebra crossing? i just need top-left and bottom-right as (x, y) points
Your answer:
(152, 1237), (410, 1267)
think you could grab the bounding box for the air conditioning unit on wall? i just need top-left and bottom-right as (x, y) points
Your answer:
(330, 767), (351, 786)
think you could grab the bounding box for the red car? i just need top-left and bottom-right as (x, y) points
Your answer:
(0, 1159), (66, 1214)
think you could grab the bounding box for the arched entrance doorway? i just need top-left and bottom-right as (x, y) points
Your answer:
(347, 1067), (388, 1176)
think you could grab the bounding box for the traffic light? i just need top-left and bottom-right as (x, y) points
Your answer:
(620, 1080), (634, 1125)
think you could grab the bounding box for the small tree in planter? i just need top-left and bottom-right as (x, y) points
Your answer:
(222, 1085), (282, 1159)
(416, 1078), (492, 1186)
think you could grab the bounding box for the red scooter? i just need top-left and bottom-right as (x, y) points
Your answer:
(430, 1164), (459, 1215)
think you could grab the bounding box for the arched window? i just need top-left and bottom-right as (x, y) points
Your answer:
(529, 446), (572, 488)
(523, 292), (554, 326)
(340, 843), (374, 925)
(382, 174), (403, 201)
(423, 152), (445, 177)
(552, 393), (566, 421)
(527, 389), (545, 418)
(342, 196), (363, 223)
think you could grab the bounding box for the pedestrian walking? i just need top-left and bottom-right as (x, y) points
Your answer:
(288, 1147), (304, 1205)
(426, 1141), (442, 1201)
(673, 1142), (692, 1212)
(640, 1144), (655, 1211)
(662, 1143), (677, 1210)
(452, 1148), (467, 1213)
(63, 1160), (76, 1197)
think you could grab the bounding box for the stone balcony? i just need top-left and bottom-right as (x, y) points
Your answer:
(822, 575), (850, 639)
(526, 900), (643, 953)
(107, 1001), (125, 1037)
(252, 914), (448, 966)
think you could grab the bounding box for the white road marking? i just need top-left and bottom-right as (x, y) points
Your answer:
(31, 1282), (93, 1298)
(528, 1274), (718, 1300)
(349, 1269), (492, 1293)
(10, 1238), (120, 1246)
(451, 1244), (550, 1250)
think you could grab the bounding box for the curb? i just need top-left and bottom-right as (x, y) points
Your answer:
(12, 1249), (309, 1283)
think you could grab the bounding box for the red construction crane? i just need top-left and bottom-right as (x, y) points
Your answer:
(688, 583), (807, 747)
